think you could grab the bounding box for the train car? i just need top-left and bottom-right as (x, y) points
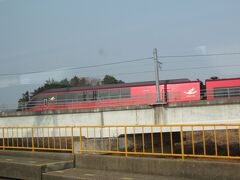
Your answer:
(206, 77), (240, 100)
(160, 81), (200, 102)
(131, 80), (201, 103)
(26, 79), (201, 111)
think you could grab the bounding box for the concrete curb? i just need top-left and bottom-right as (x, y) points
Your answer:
(76, 154), (240, 180)
(0, 150), (74, 161)
(0, 150), (74, 180)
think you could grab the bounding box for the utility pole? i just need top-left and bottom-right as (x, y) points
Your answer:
(153, 48), (161, 103)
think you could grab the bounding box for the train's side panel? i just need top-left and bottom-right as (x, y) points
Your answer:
(130, 82), (200, 103)
(206, 78), (240, 100)
(161, 82), (200, 102)
(130, 85), (156, 104)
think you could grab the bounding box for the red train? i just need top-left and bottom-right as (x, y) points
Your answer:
(206, 77), (240, 100)
(26, 77), (240, 111)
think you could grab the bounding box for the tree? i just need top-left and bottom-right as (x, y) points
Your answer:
(17, 91), (30, 110)
(70, 76), (80, 87)
(79, 77), (88, 86)
(69, 76), (91, 87)
(60, 78), (70, 87)
(102, 75), (124, 85)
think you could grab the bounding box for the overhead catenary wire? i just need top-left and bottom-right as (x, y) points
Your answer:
(92, 70), (155, 78)
(159, 52), (240, 59)
(93, 63), (240, 77)
(162, 64), (240, 71)
(0, 57), (153, 77)
(160, 52), (240, 63)
(85, 63), (240, 78)
(161, 58), (238, 64)
(1, 51), (240, 77)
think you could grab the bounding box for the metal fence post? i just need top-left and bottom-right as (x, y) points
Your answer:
(2, 128), (5, 150)
(124, 127), (128, 157)
(180, 126), (184, 160)
(71, 127), (74, 154)
(31, 128), (35, 151)
(79, 127), (82, 153)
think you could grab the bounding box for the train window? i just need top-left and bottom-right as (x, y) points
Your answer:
(56, 94), (64, 102)
(72, 91), (93, 101)
(93, 91), (97, 100)
(70, 91), (84, 101)
(89, 91), (97, 101)
(57, 93), (73, 102)
(85, 91), (94, 101)
(44, 98), (48, 105)
(213, 88), (229, 98)
(97, 88), (130, 99)
(33, 96), (44, 103)
(213, 86), (240, 98)
(109, 89), (121, 99)
(71, 92), (77, 100)
(98, 90), (109, 100)
(67, 92), (74, 100)
(27, 96), (43, 107)
(78, 92), (85, 101)
(229, 87), (240, 96)
(120, 88), (130, 98)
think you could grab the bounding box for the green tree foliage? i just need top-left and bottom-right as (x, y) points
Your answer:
(69, 76), (89, 87)
(17, 91), (29, 110)
(102, 75), (124, 85)
(60, 78), (70, 87)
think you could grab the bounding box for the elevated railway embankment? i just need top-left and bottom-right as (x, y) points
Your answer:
(0, 99), (239, 127)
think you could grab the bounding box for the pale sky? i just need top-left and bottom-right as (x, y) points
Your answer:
(0, 0), (240, 107)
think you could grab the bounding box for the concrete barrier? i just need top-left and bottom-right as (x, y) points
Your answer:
(75, 154), (240, 180)
(0, 150), (73, 160)
(2, 151), (239, 180)
(0, 150), (74, 180)
(1, 99), (240, 128)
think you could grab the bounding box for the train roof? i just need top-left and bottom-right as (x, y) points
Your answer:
(206, 77), (240, 82)
(39, 78), (192, 94)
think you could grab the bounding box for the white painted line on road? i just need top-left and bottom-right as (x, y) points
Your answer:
(84, 173), (95, 176)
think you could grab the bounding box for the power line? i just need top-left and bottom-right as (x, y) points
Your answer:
(162, 64), (240, 71)
(59, 57), (153, 70)
(91, 64), (240, 77)
(95, 70), (155, 77)
(159, 52), (240, 59)
(161, 57), (238, 64)
(1, 51), (240, 77)
(0, 57), (153, 77)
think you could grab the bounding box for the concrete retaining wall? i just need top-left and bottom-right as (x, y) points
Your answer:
(0, 107), (155, 127)
(158, 103), (240, 124)
(0, 100), (239, 128)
